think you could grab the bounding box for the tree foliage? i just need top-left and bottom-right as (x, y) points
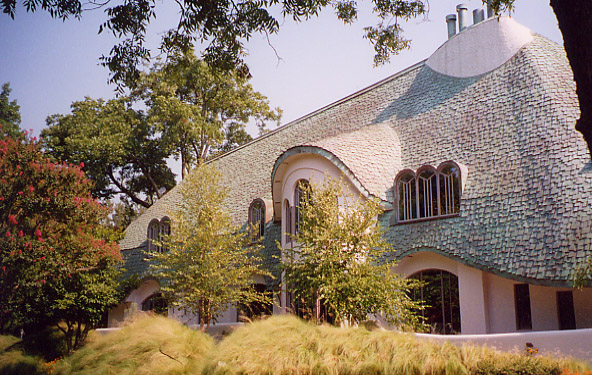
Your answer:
(42, 97), (176, 209)
(283, 177), (421, 327)
(150, 163), (271, 332)
(0, 83), (22, 139)
(0, 133), (121, 352)
(139, 53), (281, 177)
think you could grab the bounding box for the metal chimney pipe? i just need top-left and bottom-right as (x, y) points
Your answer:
(473, 8), (485, 24)
(486, 0), (494, 18)
(446, 14), (457, 39)
(456, 4), (469, 31)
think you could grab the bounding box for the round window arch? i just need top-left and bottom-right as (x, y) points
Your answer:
(410, 269), (461, 334)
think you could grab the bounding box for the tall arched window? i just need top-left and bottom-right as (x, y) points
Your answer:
(249, 199), (266, 241)
(159, 217), (171, 253)
(410, 269), (461, 334)
(147, 219), (160, 252)
(294, 179), (310, 235)
(397, 171), (417, 222)
(418, 167), (438, 219)
(284, 199), (292, 244)
(439, 162), (461, 216)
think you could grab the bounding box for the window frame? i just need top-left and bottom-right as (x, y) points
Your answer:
(147, 217), (171, 253)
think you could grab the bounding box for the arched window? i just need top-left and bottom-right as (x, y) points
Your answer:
(147, 219), (160, 252)
(294, 179), (310, 235)
(417, 167), (438, 219)
(397, 171), (417, 222)
(249, 199), (266, 241)
(439, 163), (461, 216)
(410, 269), (461, 334)
(284, 199), (292, 244)
(141, 292), (168, 315)
(159, 217), (171, 253)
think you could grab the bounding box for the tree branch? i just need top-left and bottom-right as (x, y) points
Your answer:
(107, 165), (151, 208)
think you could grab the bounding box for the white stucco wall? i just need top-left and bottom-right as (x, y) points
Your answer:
(396, 252), (592, 335)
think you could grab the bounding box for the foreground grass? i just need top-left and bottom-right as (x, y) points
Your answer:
(2, 315), (590, 375)
(204, 316), (589, 375)
(0, 335), (45, 375)
(53, 315), (214, 375)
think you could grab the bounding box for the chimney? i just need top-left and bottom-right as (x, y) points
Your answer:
(473, 9), (485, 24)
(456, 4), (469, 31)
(446, 14), (457, 39)
(486, 0), (494, 18)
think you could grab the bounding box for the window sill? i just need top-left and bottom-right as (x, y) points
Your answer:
(394, 213), (460, 225)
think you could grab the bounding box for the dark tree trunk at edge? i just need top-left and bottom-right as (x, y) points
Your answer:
(550, 0), (592, 158)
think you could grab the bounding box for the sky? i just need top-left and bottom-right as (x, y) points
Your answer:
(1, 0), (562, 142)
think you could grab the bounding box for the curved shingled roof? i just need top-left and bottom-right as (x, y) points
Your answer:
(120, 22), (591, 286)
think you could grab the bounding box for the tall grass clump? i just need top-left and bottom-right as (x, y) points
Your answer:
(0, 335), (45, 375)
(53, 314), (214, 375)
(205, 315), (590, 375)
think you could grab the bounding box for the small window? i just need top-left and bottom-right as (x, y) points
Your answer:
(147, 219), (160, 252)
(249, 199), (265, 241)
(159, 218), (170, 253)
(514, 284), (532, 330)
(397, 171), (417, 222)
(294, 179), (310, 235)
(439, 163), (461, 216)
(141, 293), (168, 315)
(557, 291), (576, 330)
(418, 168), (438, 219)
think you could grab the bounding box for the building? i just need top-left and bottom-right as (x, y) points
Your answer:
(111, 8), (592, 343)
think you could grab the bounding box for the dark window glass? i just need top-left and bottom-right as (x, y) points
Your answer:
(147, 220), (160, 252)
(398, 173), (417, 222)
(284, 200), (292, 243)
(294, 180), (310, 234)
(249, 200), (265, 241)
(439, 164), (461, 215)
(159, 219), (170, 253)
(141, 293), (168, 315)
(238, 284), (273, 321)
(514, 284), (532, 330)
(418, 169), (438, 218)
(410, 270), (461, 334)
(557, 291), (576, 330)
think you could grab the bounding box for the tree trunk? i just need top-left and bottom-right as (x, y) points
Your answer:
(550, 0), (592, 158)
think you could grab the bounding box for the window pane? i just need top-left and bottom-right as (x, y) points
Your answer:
(398, 173), (417, 221)
(514, 284), (532, 330)
(418, 169), (437, 218)
(294, 180), (309, 234)
(557, 291), (576, 330)
(249, 200), (265, 240)
(439, 164), (460, 215)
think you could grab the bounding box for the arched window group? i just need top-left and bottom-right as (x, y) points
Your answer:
(248, 199), (266, 241)
(395, 162), (461, 223)
(147, 217), (171, 253)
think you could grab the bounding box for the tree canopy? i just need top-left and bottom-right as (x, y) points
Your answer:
(0, 82), (22, 139)
(283, 177), (422, 327)
(150, 163), (271, 332)
(0, 133), (121, 352)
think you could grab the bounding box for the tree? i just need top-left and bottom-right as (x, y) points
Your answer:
(42, 97), (176, 208)
(150, 163), (271, 332)
(0, 133), (121, 352)
(0, 82), (22, 139)
(283, 177), (421, 327)
(140, 53), (281, 177)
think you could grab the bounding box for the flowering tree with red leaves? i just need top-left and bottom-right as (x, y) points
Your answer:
(0, 130), (121, 352)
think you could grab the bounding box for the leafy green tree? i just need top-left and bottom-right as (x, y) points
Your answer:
(42, 97), (176, 208)
(283, 177), (421, 327)
(0, 133), (121, 352)
(150, 163), (271, 332)
(141, 53), (281, 177)
(0, 82), (22, 139)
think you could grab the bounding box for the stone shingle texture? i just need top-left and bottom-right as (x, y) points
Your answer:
(121, 34), (591, 287)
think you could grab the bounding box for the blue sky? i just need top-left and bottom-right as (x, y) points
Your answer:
(1, 0), (562, 138)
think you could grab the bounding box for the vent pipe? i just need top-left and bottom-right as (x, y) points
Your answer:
(486, 0), (494, 18)
(446, 14), (457, 39)
(473, 9), (484, 24)
(456, 4), (469, 31)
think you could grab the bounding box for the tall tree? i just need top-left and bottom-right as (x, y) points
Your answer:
(0, 133), (121, 352)
(0, 82), (22, 139)
(283, 177), (422, 327)
(141, 53), (281, 177)
(42, 97), (176, 208)
(150, 163), (271, 332)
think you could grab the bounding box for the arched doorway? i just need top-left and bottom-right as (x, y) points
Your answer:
(410, 269), (461, 334)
